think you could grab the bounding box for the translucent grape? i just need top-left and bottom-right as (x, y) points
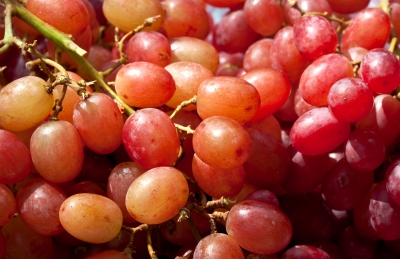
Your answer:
(0, 76), (54, 131)
(125, 167), (189, 224)
(243, 39), (274, 71)
(192, 116), (252, 169)
(103, 0), (164, 32)
(30, 120), (84, 183)
(59, 193), (123, 243)
(328, 78), (374, 123)
(114, 62), (176, 108)
(122, 108), (180, 170)
(196, 76), (261, 124)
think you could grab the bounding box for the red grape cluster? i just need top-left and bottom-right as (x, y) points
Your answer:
(1, 0), (400, 258)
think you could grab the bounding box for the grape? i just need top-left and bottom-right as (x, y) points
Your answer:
(321, 159), (374, 211)
(271, 26), (311, 84)
(353, 191), (380, 241)
(193, 233), (245, 259)
(369, 182), (400, 240)
(293, 15), (338, 61)
(73, 92), (124, 154)
(212, 10), (261, 54)
(125, 167), (189, 224)
(192, 153), (245, 198)
(0, 129), (32, 184)
(82, 0), (100, 44)
(196, 76), (261, 124)
(241, 68), (291, 121)
(30, 120), (84, 183)
(114, 62), (176, 108)
(386, 159), (400, 206)
(26, 0), (89, 35)
(328, 78), (374, 123)
(16, 178), (67, 235)
(356, 94), (400, 147)
(1, 216), (54, 259)
(103, 0), (164, 32)
(244, 0), (284, 37)
(244, 128), (290, 188)
(274, 86), (299, 122)
(0, 76), (54, 131)
(299, 53), (354, 107)
(343, 46), (369, 62)
(125, 31), (172, 67)
(290, 107), (351, 156)
(226, 200), (292, 255)
(345, 130), (386, 172)
(282, 0), (332, 26)
(0, 183), (16, 226)
(360, 48), (400, 94)
(341, 8), (391, 53)
(165, 62), (213, 111)
(122, 108), (180, 170)
(327, 0), (370, 14)
(170, 36), (219, 73)
(107, 162), (145, 223)
(59, 193), (123, 243)
(243, 39), (274, 71)
(281, 245), (331, 259)
(161, 0), (210, 39)
(192, 116), (252, 169)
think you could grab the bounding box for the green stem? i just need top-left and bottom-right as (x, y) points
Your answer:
(5, 0), (135, 116)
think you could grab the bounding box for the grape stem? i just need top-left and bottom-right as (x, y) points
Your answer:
(100, 15), (161, 78)
(178, 208), (202, 243)
(146, 226), (159, 259)
(169, 95), (197, 119)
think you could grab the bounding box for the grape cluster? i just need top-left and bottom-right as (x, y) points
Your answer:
(1, 0), (400, 258)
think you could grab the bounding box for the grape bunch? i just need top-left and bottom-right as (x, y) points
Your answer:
(1, 0), (400, 258)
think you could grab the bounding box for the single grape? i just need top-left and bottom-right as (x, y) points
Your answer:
(59, 193), (123, 243)
(122, 108), (180, 170)
(328, 78), (374, 123)
(192, 116), (252, 169)
(30, 120), (84, 183)
(226, 200), (292, 255)
(192, 153), (245, 198)
(16, 178), (67, 235)
(341, 8), (390, 53)
(281, 245), (331, 259)
(0, 183), (16, 226)
(0, 129), (32, 184)
(115, 62), (176, 108)
(125, 167), (189, 224)
(243, 39), (274, 71)
(170, 36), (219, 73)
(103, 0), (164, 32)
(0, 76), (54, 131)
(196, 76), (261, 124)
(386, 159), (400, 206)
(360, 48), (400, 94)
(327, 0), (370, 14)
(290, 107), (351, 156)
(73, 92), (124, 154)
(193, 233), (245, 259)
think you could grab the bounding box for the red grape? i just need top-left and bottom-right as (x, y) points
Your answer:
(193, 233), (245, 259)
(0, 183), (16, 226)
